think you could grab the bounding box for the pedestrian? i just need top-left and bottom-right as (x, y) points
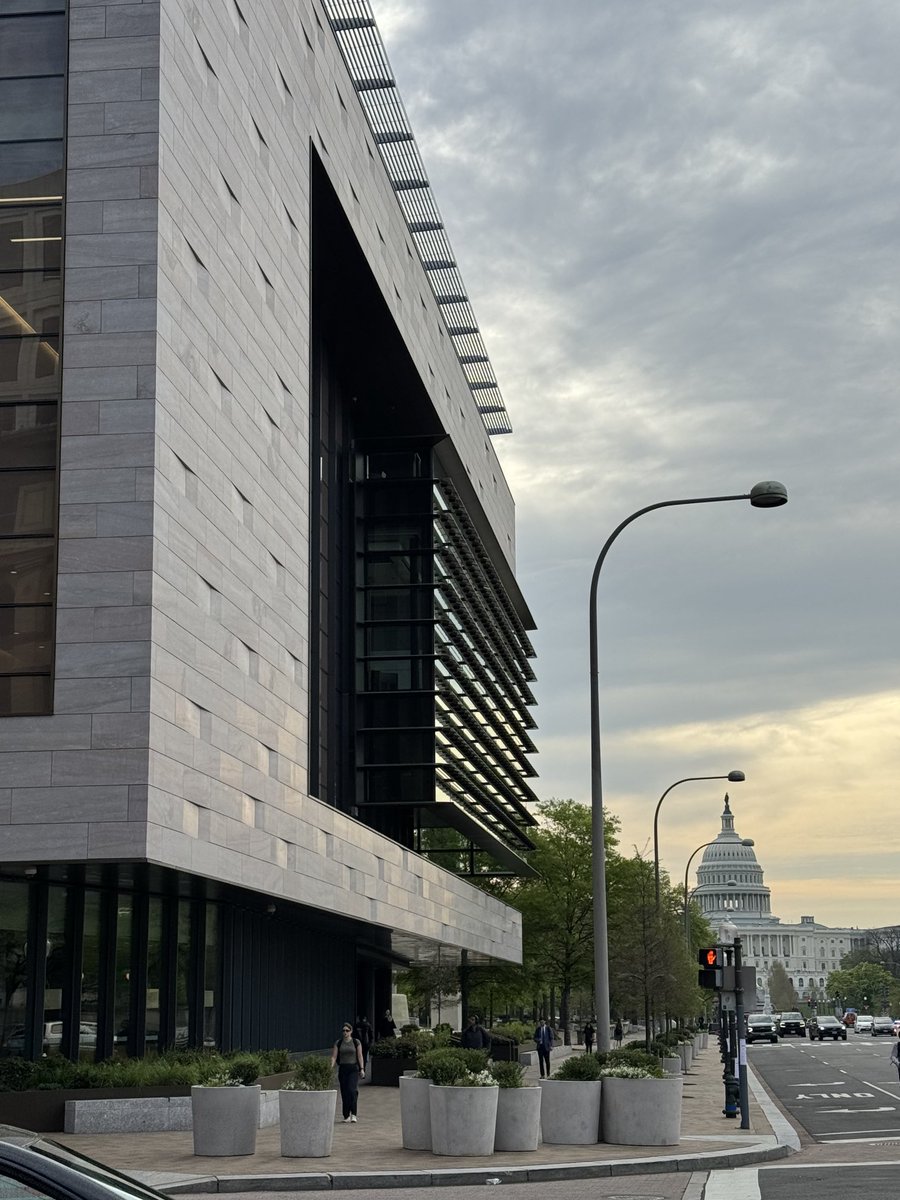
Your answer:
(891, 1033), (900, 1081)
(614, 1018), (623, 1048)
(353, 1014), (373, 1068)
(378, 1009), (397, 1039)
(534, 1018), (554, 1078)
(331, 1022), (365, 1122)
(583, 1020), (595, 1055)
(461, 1014), (491, 1049)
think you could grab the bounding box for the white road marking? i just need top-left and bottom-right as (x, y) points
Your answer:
(819, 1105), (895, 1113)
(704, 1166), (760, 1200)
(861, 1078), (900, 1101)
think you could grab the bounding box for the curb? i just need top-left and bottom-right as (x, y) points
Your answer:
(149, 1141), (791, 1192)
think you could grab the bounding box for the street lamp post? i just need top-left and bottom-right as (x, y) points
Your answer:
(653, 771), (745, 909)
(589, 481), (787, 1053)
(683, 838), (754, 944)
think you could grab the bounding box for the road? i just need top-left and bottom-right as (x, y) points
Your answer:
(746, 1029), (900, 1143)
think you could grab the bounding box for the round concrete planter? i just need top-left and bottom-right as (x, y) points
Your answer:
(662, 1055), (682, 1076)
(538, 1078), (602, 1145)
(399, 1075), (432, 1151)
(700, 1031), (709, 1049)
(692, 1036), (701, 1055)
(278, 1088), (336, 1157)
(600, 1075), (683, 1146)
(191, 1085), (260, 1156)
(429, 1084), (498, 1156)
(494, 1086), (541, 1152)
(677, 1042), (692, 1071)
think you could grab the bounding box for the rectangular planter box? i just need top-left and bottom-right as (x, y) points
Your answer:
(0, 1072), (292, 1133)
(369, 1056), (417, 1087)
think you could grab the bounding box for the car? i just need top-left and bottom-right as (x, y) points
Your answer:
(779, 1011), (806, 1037)
(746, 1014), (778, 1043)
(892, 1018), (900, 1036)
(871, 1016), (895, 1036)
(0, 1123), (168, 1200)
(1, 1022), (97, 1056)
(808, 1014), (847, 1040)
(855, 1014), (874, 1034)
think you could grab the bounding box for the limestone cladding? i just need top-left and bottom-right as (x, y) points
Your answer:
(0, 0), (525, 963)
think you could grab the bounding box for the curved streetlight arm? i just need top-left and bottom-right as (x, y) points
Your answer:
(589, 485), (785, 1054)
(683, 841), (716, 944)
(653, 774), (736, 910)
(589, 493), (750, 1053)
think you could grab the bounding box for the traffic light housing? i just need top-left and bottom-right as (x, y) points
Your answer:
(698, 946), (724, 989)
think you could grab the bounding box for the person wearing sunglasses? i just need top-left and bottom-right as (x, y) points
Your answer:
(331, 1022), (365, 1122)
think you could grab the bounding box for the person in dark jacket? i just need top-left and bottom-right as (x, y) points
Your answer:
(534, 1018), (554, 1077)
(460, 1014), (491, 1049)
(583, 1021), (595, 1054)
(378, 1009), (397, 1039)
(353, 1015), (373, 1067)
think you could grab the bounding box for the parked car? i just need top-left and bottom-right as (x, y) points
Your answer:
(0, 1124), (167, 1200)
(871, 1016), (895, 1036)
(891, 1018), (900, 1036)
(746, 1014), (778, 1043)
(808, 1014), (847, 1041)
(779, 1011), (806, 1037)
(2, 1022), (97, 1056)
(855, 1014), (874, 1033)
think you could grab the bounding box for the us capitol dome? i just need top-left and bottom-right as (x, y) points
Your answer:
(694, 794), (773, 924)
(692, 795), (866, 1008)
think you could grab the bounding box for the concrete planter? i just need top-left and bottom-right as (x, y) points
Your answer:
(677, 1043), (692, 1071)
(700, 1031), (709, 1049)
(399, 1075), (432, 1151)
(429, 1084), (498, 1156)
(278, 1088), (336, 1158)
(601, 1075), (683, 1146)
(494, 1086), (541, 1152)
(538, 1078), (602, 1145)
(692, 1036), (701, 1055)
(191, 1085), (259, 1156)
(662, 1055), (682, 1076)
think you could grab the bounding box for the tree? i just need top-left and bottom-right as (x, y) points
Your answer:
(768, 961), (798, 1011)
(512, 800), (598, 1043)
(826, 963), (896, 1012)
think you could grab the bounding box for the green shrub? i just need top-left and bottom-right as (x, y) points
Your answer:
(491, 1021), (533, 1046)
(552, 1054), (601, 1081)
(0, 1057), (37, 1091)
(489, 1060), (525, 1088)
(258, 1048), (293, 1075)
(599, 1064), (661, 1079)
(287, 1054), (335, 1091)
(224, 1055), (263, 1086)
(400, 1024), (420, 1035)
(432, 1023), (453, 1047)
(370, 1033), (420, 1059)
(417, 1047), (469, 1085)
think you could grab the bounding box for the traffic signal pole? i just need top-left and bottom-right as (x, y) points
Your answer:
(734, 935), (750, 1129)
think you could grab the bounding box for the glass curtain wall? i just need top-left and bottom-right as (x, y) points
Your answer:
(0, 0), (65, 715)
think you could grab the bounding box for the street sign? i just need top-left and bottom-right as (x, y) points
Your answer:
(719, 966), (757, 1010)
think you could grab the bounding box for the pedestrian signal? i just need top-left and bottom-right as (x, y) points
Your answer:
(697, 946), (723, 990)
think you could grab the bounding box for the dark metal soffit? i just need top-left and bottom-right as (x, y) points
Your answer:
(324, 0), (513, 436)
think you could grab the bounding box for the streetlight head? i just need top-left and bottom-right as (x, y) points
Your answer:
(749, 480), (788, 508)
(727, 770), (745, 782)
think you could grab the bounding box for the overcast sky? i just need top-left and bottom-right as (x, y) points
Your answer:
(373, 1), (900, 929)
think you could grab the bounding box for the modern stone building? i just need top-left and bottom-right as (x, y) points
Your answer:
(692, 797), (865, 1008)
(0, 0), (538, 1059)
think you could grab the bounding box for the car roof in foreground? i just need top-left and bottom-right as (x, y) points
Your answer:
(0, 1124), (167, 1200)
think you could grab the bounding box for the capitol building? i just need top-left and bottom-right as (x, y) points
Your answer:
(692, 796), (867, 1009)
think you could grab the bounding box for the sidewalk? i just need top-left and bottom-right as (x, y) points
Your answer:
(52, 1042), (795, 1192)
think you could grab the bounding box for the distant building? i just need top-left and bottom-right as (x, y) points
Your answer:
(693, 797), (866, 1008)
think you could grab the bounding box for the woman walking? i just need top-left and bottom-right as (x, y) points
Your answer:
(331, 1022), (365, 1122)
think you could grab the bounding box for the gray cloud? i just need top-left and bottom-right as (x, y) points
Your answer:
(375, 1), (900, 924)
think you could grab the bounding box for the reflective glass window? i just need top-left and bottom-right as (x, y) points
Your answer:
(0, 271), (62, 331)
(0, 605), (53, 670)
(0, 140), (63, 201)
(0, 208), (62, 274)
(43, 885), (66, 1056)
(0, 13), (66, 76)
(146, 897), (162, 1054)
(0, 337), (60, 395)
(204, 903), (218, 1048)
(0, 402), (57, 467)
(0, 76), (65, 140)
(0, 880), (28, 1053)
(80, 891), (101, 1061)
(364, 764), (434, 805)
(0, 468), (55, 534)
(0, 537), (55, 602)
(0, 672), (48, 713)
(0, 1), (67, 12)
(113, 896), (132, 1058)
(175, 902), (190, 1048)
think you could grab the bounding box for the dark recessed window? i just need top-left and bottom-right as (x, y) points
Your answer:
(0, 76), (65, 140)
(0, 469), (55, 535)
(0, 537), (55, 603)
(0, 13), (66, 76)
(0, 672), (51, 716)
(0, 403), (57, 468)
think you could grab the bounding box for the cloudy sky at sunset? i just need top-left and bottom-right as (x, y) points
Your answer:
(372, 1), (900, 928)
